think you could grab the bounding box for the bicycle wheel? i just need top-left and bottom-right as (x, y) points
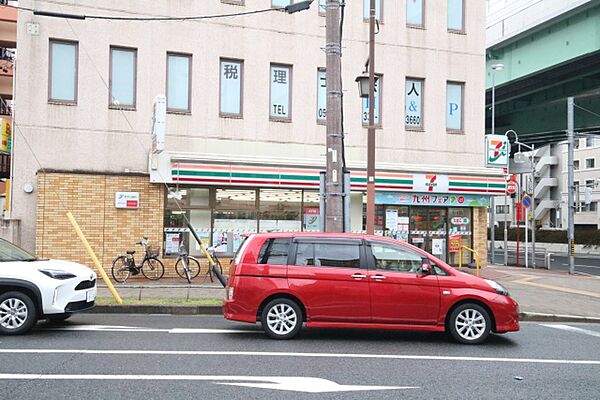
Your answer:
(141, 258), (165, 280)
(208, 258), (224, 283)
(175, 257), (202, 281)
(111, 256), (130, 283)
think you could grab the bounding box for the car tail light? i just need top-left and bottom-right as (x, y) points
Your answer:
(226, 287), (234, 301)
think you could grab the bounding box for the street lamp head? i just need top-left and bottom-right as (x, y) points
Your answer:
(491, 63), (505, 71)
(355, 74), (370, 98)
(284, 0), (313, 14)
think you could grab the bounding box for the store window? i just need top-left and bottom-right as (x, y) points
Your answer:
(259, 189), (302, 232)
(448, 208), (472, 266)
(406, 0), (424, 27)
(164, 188), (211, 257)
(384, 206), (409, 241)
(220, 58), (243, 117)
(214, 189), (257, 253)
(363, 0), (382, 21)
(446, 82), (463, 132)
(167, 53), (192, 112)
(49, 40), (78, 103)
(110, 46), (137, 108)
(447, 0), (464, 32)
(405, 78), (424, 129)
(270, 64), (292, 121)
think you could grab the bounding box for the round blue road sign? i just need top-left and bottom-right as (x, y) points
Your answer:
(522, 194), (532, 209)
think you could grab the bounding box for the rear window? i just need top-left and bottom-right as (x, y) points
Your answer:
(295, 242), (360, 269)
(257, 238), (291, 265)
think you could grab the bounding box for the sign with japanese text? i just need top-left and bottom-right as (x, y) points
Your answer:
(317, 69), (326, 122)
(449, 234), (461, 253)
(375, 192), (490, 207)
(270, 65), (291, 119)
(485, 134), (510, 168)
(405, 79), (422, 128)
(115, 192), (140, 209)
(362, 76), (380, 125)
(220, 60), (242, 115)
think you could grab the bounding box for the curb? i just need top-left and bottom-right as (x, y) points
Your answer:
(87, 304), (223, 315)
(87, 306), (600, 324)
(519, 312), (600, 324)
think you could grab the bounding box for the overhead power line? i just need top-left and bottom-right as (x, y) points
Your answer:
(4, 1), (314, 21)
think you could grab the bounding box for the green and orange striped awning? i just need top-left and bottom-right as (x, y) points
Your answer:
(171, 162), (505, 195)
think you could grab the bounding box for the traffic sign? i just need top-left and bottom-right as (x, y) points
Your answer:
(506, 181), (518, 195)
(522, 194), (532, 209)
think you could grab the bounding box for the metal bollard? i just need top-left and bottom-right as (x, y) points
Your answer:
(545, 252), (553, 270)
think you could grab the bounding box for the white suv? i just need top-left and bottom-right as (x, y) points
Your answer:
(0, 238), (97, 335)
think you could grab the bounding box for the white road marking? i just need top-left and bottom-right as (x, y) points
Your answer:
(41, 324), (256, 334)
(540, 324), (600, 338)
(0, 374), (417, 393)
(561, 263), (600, 269)
(0, 349), (598, 365)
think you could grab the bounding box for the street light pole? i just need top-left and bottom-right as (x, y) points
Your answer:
(567, 97), (575, 274)
(325, 0), (344, 232)
(366, 0), (376, 235)
(490, 64), (504, 265)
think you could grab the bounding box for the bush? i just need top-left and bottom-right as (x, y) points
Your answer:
(489, 227), (600, 247)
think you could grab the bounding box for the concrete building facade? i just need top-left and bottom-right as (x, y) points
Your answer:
(10, 0), (499, 273)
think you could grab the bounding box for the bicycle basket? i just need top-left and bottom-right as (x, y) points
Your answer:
(146, 245), (160, 258)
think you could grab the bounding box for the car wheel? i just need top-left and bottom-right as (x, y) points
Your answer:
(0, 291), (38, 335)
(261, 298), (303, 340)
(448, 303), (491, 345)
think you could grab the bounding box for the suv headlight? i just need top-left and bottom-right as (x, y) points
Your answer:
(485, 279), (509, 296)
(39, 269), (77, 280)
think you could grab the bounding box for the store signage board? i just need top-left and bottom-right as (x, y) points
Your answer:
(115, 192), (140, 209)
(485, 135), (510, 168)
(376, 192), (490, 207)
(413, 174), (449, 193)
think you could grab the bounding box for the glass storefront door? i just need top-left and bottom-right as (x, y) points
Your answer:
(407, 207), (448, 262)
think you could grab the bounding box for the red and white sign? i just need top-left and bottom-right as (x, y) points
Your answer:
(115, 192), (140, 209)
(506, 181), (518, 195)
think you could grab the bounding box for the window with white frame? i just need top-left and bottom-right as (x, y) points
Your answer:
(316, 68), (326, 123)
(446, 81), (463, 131)
(574, 160), (580, 170)
(49, 40), (78, 103)
(496, 205), (509, 214)
(362, 75), (381, 126)
(406, 0), (424, 27)
(167, 53), (191, 112)
(447, 0), (464, 32)
(220, 59), (243, 117)
(586, 158), (596, 169)
(270, 64), (292, 120)
(363, 0), (382, 21)
(405, 78), (423, 129)
(110, 47), (136, 108)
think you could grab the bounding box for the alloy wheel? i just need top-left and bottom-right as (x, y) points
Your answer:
(266, 303), (298, 336)
(455, 308), (487, 341)
(0, 298), (29, 330)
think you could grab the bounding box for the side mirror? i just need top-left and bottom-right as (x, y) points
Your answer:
(421, 259), (433, 275)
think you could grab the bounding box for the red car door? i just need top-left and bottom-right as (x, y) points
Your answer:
(287, 238), (371, 323)
(367, 240), (440, 325)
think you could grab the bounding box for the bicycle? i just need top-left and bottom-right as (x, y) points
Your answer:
(175, 244), (223, 283)
(111, 237), (165, 283)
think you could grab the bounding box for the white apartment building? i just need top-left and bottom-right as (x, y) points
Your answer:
(9, 0), (499, 270)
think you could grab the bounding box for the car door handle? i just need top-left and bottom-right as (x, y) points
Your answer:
(351, 273), (367, 279)
(371, 275), (387, 281)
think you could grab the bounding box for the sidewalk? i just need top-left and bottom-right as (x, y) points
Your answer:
(462, 264), (600, 321)
(95, 267), (600, 322)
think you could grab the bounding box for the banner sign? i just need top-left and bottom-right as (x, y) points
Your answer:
(376, 192), (490, 207)
(485, 134), (510, 168)
(115, 192), (140, 209)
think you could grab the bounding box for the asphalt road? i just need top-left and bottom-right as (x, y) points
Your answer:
(490, 249), (600, 275)
(1, 314), (599, 399)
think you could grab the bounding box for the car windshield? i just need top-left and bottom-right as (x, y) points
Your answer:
(0, 239), (37, 262)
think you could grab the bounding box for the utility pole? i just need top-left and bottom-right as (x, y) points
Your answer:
(325, 0), (344, 232)
(366, 0), (376, 235)
(531, 144), (536, 268)
(567, 97), (575, 274)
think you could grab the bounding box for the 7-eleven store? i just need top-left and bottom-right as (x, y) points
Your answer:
(151, 156), (505, 267)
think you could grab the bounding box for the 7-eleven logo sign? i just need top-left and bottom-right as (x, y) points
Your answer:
(426, 175), (438, 192)
(415, 174), (449, 193)
(486, 135), (509, 167)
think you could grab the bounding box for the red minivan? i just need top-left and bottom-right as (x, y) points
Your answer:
(223, 233), (519, 344)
